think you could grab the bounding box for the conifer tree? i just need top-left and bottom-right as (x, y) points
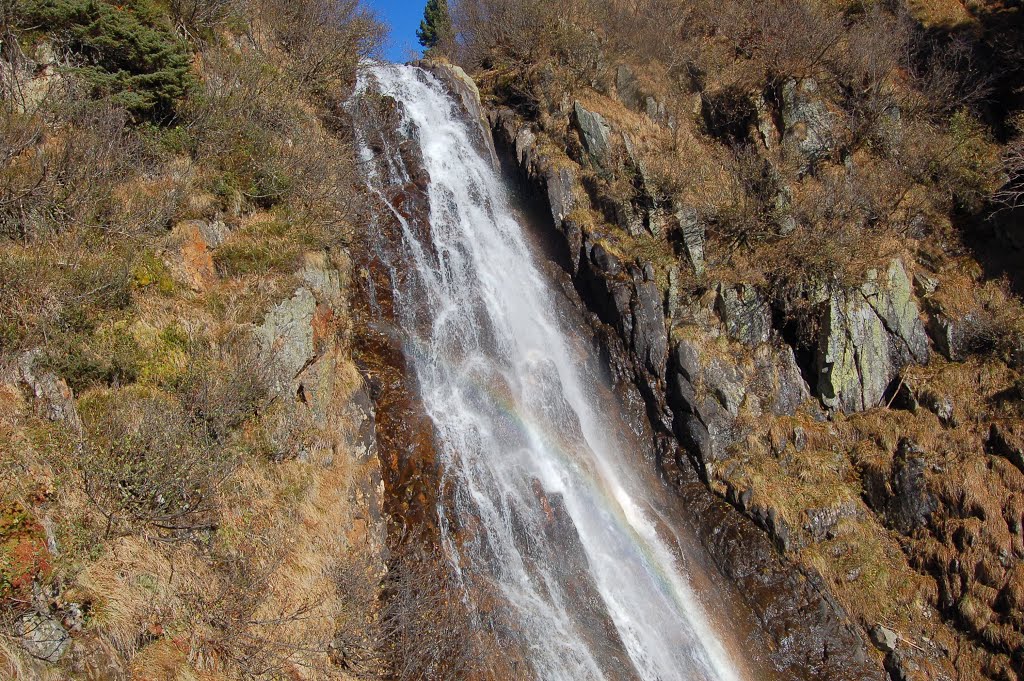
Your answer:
(416, 0), (451, 51)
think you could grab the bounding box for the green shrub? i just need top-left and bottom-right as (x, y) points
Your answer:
(17, 0), (194, 121)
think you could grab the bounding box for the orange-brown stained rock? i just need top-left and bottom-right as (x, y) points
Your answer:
(174, 222), (216, 291)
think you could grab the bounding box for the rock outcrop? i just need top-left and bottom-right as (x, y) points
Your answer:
(572, 101), (612, 165)
(815, 260), (929, 413)
(489, 103), (882, 680)
(781, 78), (836, 170)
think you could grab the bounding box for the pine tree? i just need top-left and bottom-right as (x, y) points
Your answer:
(416, 0), (451, 51)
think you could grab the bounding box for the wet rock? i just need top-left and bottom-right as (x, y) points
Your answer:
(572, 101), (612, 165)
(871, 624), (899, 653)
(416, 60), (499, 169)
(781, 78), (835, 170)
(716, 283), (771, 346)
(675, 207), (706, 276)
(677, 462), (885, 680)
(15, 612), (70, 662)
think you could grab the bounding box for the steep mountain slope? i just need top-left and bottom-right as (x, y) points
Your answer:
(445, 0), (1024, 678)
(1, 1), (389, 678)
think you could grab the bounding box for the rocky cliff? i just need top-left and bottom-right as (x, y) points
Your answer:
(448, 0), (1024, 675)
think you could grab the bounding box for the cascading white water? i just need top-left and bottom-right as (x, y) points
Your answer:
(355, 62), (745, 681)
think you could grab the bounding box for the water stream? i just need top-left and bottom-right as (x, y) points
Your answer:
(354, 62), (748, 681)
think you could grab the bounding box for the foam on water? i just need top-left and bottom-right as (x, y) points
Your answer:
(355, 62), (745, 681)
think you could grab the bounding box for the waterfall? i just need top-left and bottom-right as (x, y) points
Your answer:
(354, 62), (745, 681)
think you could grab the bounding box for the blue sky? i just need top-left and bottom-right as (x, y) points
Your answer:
(365, 0), (424, 63)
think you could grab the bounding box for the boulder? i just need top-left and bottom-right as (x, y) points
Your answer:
(15, 612), (70, 662)
(870, 624), (899, 653)
(615, 64), (642, 111)
(716, 283), (771, 346)
(572, 102), (612, 165)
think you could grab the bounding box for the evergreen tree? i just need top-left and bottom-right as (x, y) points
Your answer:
(416, 0), (451, 51)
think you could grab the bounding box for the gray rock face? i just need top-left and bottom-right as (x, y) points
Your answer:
(675, 207), (706, 276)
(258, 287), (318, 395)
(572, 101), (612, 164)
(755, 343), (811, 416)
(716, 284), (771, 345)
(544, 165), (577, 226)
(615, 64), (642, 111)
(14, 352), (82, 432)
(15, 612), (70, 662)
(668, 335), (810, 477)
(781, 78), (835, 169)
(927, 312), (978, 362)
(816, 260), (928, 413)
(630, 266), (669, 380)
(861, 261), (929, 364)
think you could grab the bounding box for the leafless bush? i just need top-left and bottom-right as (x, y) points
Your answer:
(178, 331), (274, 444)
(259, 0), (385, 95)
(378, 534), (497, 680)
(0, 87), (142, 240)
(454, 0), (561, 70)
(908, 29), (993, 121)
(78, 387), (235, 536)
(187, 554), (339, 679)
(169, 0), (242, 38)
(707, 144), (780, 251)
(993, 130), (1024, 211)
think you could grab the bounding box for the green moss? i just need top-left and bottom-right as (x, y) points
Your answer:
(132, 250), (175, 295)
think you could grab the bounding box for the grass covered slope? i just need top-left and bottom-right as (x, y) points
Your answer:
(446, 0), (1024, 678)
(0, 1), (392, 678)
